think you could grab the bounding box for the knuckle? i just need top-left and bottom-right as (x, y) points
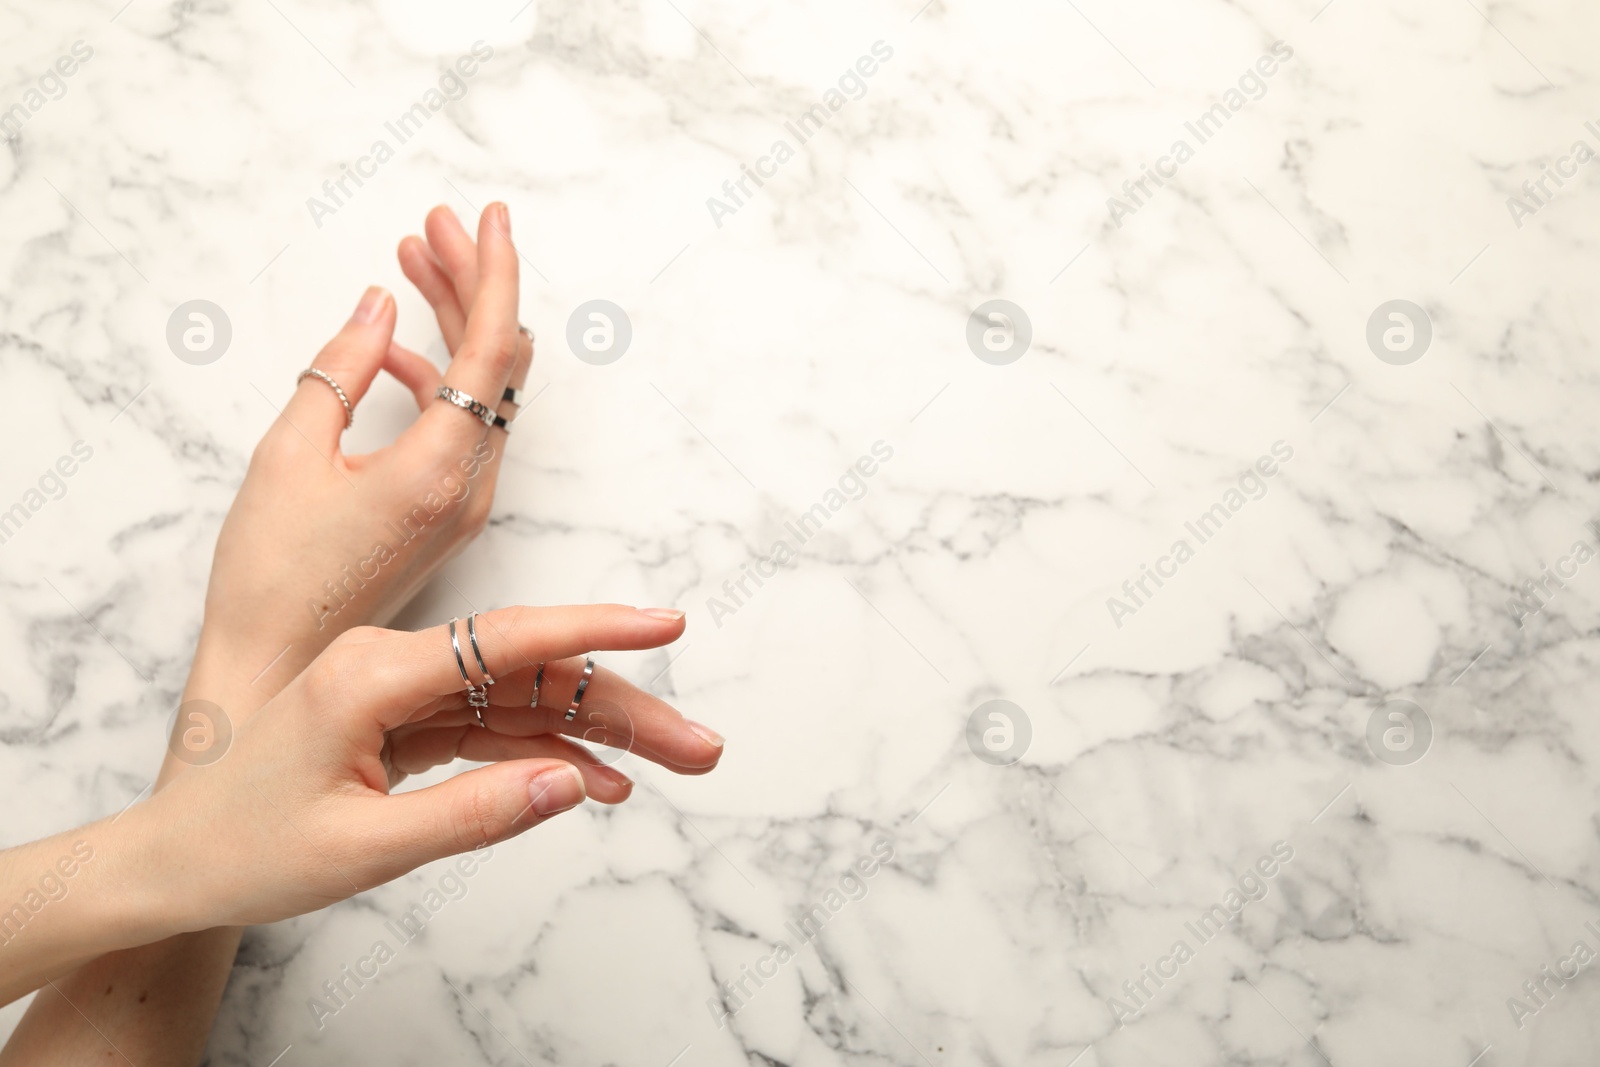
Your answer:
(452, 781), (503, 852)
(332, 624), (386, 648)
(469, 334), (519, 373)
(248, 429), (295, 474)
(301, 653), (346, 702)
(306, 629), (380, 695)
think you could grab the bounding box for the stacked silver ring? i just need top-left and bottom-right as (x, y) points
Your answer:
(448, 614), (494, 727)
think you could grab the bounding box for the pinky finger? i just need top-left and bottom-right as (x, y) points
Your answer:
(384, 341), (443, 410)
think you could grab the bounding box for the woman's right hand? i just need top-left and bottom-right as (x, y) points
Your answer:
(137, 604), (719, 931)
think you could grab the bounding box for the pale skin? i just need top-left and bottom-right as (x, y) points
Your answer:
(0, 204), (723, 1063)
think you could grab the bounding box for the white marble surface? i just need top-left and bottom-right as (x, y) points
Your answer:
(4, 0), (1600, 1063)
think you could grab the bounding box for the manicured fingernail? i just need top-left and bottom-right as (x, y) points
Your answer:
(638, 607), (684, 621)
(686, 720), (724, 748)
(491, 202), (510, 234)
(529, 765), (585, 816)
(351, 286), (388, 324)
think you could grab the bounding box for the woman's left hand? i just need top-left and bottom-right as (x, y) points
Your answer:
(184, 203), (534, 739)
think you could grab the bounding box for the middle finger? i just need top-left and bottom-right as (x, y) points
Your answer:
(425, 657), (723, 775)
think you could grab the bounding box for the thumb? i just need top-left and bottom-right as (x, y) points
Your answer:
(282, 286), (398, 450)
(364, 760), (586, 872)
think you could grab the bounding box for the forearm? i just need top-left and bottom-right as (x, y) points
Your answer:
(0, 818), (183, 1008)
(0, 660), (262, 1064)
(0, 928), (241, 1067)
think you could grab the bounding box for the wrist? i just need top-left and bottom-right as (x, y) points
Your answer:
(158, 639), (281, 790)
(190, 611), (341, 712)
(0, 815), (194, 1000)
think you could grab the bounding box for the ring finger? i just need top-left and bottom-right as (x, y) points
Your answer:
(427, 656), (721, 775)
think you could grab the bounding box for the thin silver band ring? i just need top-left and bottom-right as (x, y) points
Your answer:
(448, 617), (490, 727)
(297, 368), (354, 429)
(565, 657), (594, 721)
(502, 326), (533, 408)
(531, 662), (545, 708)
(466, 612), (495, 685)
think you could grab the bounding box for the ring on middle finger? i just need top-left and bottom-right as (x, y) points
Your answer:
(436, 385), (509, 431)
(565, 656), (595, 721)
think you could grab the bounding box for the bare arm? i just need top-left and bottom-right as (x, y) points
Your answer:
(1, 204), (534, 1066)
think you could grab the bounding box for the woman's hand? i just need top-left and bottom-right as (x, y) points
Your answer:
(188, 203), (530, 729)
(0, 604), (720, 1005)
(150, 604), (717, 931)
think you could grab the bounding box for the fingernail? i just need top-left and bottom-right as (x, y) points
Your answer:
(529, 765), (585, 816)
(686, 720), (724, 748)
(351, 286), (388, 325)
(638, 607), (685, 622)
(491, 202), (510, 234)
(599, 764), (633, 790)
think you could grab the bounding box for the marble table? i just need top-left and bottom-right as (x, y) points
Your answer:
(2, 0), (1598, 1063)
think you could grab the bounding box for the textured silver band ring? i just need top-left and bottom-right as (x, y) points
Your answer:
(448, 617), (490, 727)
(466, 612), (495, 686)
(531, 662), (545, 708)
(436, 385), (509, 431)
(565, 656), (594, 721)
(297, 368), (354, 429)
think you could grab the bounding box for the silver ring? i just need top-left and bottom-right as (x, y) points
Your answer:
(466, 612), (495, 686)
(297, 368), (354, 429)
(436, 385), (509, 431)
(531, 662), (545, 708)
(448, 617), (490, 727)
(565, 657), (594, 721)
(518, 324), (534, 344)
(502, 386), (525, 405)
